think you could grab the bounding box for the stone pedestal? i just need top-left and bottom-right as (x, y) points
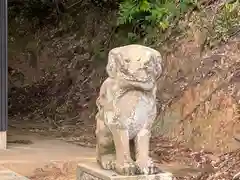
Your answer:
(77, 162), (173, 180)
(0, 167), (29, 180)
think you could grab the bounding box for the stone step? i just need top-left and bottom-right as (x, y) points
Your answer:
(0, 168), (29, 180)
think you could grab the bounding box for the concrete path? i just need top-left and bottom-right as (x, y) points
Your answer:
(0, 132), (96, 178)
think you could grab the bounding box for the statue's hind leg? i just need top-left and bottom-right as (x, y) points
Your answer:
(96, 118), (116, 170)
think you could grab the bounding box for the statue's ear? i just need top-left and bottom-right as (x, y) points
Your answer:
(106, 49), (122, 78)
(154, 54), (163, 79)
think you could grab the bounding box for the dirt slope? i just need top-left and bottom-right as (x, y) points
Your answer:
(154, 37), (240, 153)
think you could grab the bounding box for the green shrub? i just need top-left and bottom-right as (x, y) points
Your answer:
(117, 0), (197, 33)
(214, 0), (240, 42)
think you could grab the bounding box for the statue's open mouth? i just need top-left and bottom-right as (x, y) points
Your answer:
(120, 76), (155, 91)
(120, 73), (151, 83)
(127, 78), (149, 83)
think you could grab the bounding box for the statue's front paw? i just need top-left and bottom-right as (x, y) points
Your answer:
(98, 154), (116, 170)
(115, 161), (136, 176)
(135, 158), (160, 175)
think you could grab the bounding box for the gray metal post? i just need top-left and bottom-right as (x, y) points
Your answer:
(0, 0), (8, 149)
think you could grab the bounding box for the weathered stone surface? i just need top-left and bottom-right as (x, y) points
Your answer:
(77, 162), (173, 180)
(95, 44), (163, 175)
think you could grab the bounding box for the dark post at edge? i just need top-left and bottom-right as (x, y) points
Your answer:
(0, 0), (8, 132)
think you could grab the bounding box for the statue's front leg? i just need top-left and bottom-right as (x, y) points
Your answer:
(108, 122), (136, 176)
(134, 128), (159, 175)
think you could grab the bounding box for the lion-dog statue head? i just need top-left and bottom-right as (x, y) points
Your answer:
(96, 44), (162, 176)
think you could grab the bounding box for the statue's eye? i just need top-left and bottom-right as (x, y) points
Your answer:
(144, 60), (151, 67)
(125, 59), (130, 63)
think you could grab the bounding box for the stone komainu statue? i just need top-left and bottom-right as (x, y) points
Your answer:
(95, 44), (162, 176)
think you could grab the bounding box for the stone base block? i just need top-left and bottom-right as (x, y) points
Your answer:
(77, 162), (173, 180)
(0, 168), (29, 180)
